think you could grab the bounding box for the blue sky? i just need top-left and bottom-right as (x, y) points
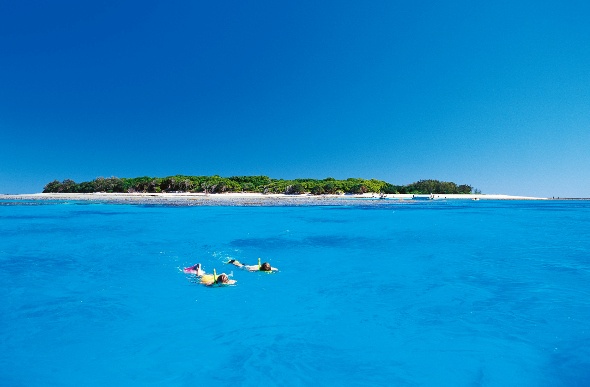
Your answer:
(1, 1), (589, 197)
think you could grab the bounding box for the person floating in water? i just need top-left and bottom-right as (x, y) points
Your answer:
(184, 263), (236, 286)
(200, 272), (235, 287)
(227, 258), (278, 272)
(183, 263), (205, 276)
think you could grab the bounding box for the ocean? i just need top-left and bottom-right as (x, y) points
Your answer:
(1, 199), (589, 386)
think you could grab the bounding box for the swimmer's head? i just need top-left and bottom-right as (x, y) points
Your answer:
(260, 262), (272, 272)
(216, 274), (229, 284)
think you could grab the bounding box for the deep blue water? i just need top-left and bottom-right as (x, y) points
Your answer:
(1, 199), (589, 386)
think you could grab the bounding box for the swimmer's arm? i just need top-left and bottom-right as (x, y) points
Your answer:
(204, 279), (237, 286)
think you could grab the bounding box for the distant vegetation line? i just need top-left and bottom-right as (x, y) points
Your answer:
(42, 176), (476, 195)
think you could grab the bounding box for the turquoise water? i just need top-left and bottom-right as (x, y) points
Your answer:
(1, 200), (589, 386)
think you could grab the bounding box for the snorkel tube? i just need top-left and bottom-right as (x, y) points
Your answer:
(213, 268), (217, 283)
(258, 258), (261, 269)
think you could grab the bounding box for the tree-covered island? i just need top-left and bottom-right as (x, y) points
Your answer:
(43, 176), (476, 195)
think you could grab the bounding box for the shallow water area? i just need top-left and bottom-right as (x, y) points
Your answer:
(1, 199), (589, 385)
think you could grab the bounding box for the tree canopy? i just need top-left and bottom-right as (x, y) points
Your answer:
(42, 176), (474, 195)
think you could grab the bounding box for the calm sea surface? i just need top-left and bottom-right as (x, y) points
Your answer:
(1, 199), (589, 386)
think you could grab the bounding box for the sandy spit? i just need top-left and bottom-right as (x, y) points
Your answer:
(1, 192), (548, 206)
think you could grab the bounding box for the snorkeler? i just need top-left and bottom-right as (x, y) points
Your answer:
(184, 263), (236, 286)
(200, 272), (236, 287)
(227, 258), (278, 272)
(183, 263), (205, 276)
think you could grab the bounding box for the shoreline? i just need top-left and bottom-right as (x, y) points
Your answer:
(1, 192), (549, 206)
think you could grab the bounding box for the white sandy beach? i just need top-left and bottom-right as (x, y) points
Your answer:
(1, 192), (547, 204)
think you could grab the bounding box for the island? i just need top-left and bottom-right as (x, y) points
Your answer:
(1, 176), (546, 205)
(41, 175), (475, 195)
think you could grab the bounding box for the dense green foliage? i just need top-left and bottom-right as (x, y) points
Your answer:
(43, 176), (474, 195)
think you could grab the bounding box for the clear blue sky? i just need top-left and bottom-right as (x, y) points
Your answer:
(2, 1), (589, 197)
